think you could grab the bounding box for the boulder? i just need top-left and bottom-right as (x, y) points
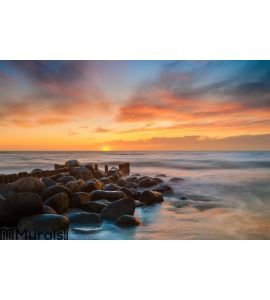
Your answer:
(85, 163), (95, 172)
(120, 187), (134, 198)
(126, 176), (138, 183)
(169, 177), (184, 183)
(117, 178), (127, 187)
(41, 185), (71, 201)
(138, 177), (157, 188)
(153, 177), (164, 184)
(70, 192), (91, 208)
(65, 181), (81, 193)
(139, 190), (164, 205)
(156, 174), (167, 177)
(152, 185), (174, 195)
(81, 200), (109, 213)
(104, 183), (120, 191)
(100, 177), (114, 185)
(90, 190), (126, 202)
(126, 182), (138, 189)
(81, 179), (103, 193)
(43, 205), (57, 214)
(18, 214), (69, 233)
(11, 177), (45, 193)
(106, 167), (120, 177)
(58, 176), (76, 185)
(93, 170), (105, 179)
(31, 168), (43, 173)
(65, 212), (102, 224)
(71, 166), (93, 180)
(0, 192), (43, 224)
(116, 215), (140, 227)
(101, 197), (136, 220)
(44, 192), (69, 213)
(41, 177), (57, 188)
(64, 159), (80, 168)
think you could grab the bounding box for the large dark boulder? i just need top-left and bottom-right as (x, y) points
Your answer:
(70, 192), (91, 208)
(116, 215), (140, 227)
(169, 177), (184, 183)
(93, 170), (105, 179)
(0, 192), (44, 224)
(18, 214), (69, 233)
(139, 190), (164, 205)
(44, 192), (69, 213)
(90, 190), (126, 202)
(71, 166), (93, 180)
(81, 179), (103, 193)
(120, 187), (134, 198)
(41, 185), (71, 201)
(11, 177), (45, 193)
(152, 185), (174, 195)
(101, 197), (136, 220)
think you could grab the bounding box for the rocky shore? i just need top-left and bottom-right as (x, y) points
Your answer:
(0, 160), (175, 239)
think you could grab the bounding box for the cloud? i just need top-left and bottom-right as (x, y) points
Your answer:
(96, 134), (270, 151)
(0, 61), (112, 127)
(95, 127), (112, 133)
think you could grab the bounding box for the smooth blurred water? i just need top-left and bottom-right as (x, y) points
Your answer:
(1, 151), (270, 239)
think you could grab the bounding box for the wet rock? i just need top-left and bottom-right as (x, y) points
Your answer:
(31, 168), (43, 173)
(116, 215), (140, 227)
(126, 182), (138, 189)
(58, 176), (76, 185)
(43, 205), (57, 214)
(101, 197), (136, 220)
(120, 187), (134, 198)
(90, 190), (126, 202)
(138, 177), (157, 188)
(70, 192), (91, 208)
(153, 177), (164, 184)
(0, 184), (14, 198)
(41, 177), (57, 188)
(131, 190), (142, 200)
(156, 174), (167, 177)
(65, 181), (81, 193)
(104, 183), (120, 191)
(0, 192), (44, 224)
(64, 159), (80, 168)
(71, 166), (93, 180)
(81, 179), (103, 193)
(11, 177), (45, 193)
(169, 177), (184, 183)
(93, 170), (105, 179)
(18, 214), (69, 233)
(85, 163), (95, 172)
(65, 212), (102, 224)
(106, 167), (120, 177)
(41, 185), (71, 201)
(126, 176), (138, 183)
(140, 190), (164, 205)
(152, 185), (174, 195)
(44, 192), (69, 213)
(81, 201), (109, 213)
(100, 177), (114, 185)
(117, 178), (127, 187)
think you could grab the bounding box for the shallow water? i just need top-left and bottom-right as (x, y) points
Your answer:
(1, 151), (270, 239)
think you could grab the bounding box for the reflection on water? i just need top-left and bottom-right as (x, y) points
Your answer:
(1, 151), (270, 239)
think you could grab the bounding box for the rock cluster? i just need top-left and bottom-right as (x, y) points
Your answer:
(0, 160), (173, 239)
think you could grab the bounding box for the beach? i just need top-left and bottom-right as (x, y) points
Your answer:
(0, 151), (270, 239)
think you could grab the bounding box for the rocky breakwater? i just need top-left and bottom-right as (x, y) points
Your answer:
(0, 160), (173, 239)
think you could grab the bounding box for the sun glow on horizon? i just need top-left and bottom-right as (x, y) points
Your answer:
(101, 146), (111, 151)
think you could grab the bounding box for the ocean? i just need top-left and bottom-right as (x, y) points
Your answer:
(1, 151), (270, 239)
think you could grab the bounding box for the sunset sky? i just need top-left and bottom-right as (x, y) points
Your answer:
(0, 60), (270, 151)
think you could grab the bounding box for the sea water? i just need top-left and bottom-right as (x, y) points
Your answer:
(1, 151), (270, 239)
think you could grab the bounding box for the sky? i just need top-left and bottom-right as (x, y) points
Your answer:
(0, 60), (270, 151)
